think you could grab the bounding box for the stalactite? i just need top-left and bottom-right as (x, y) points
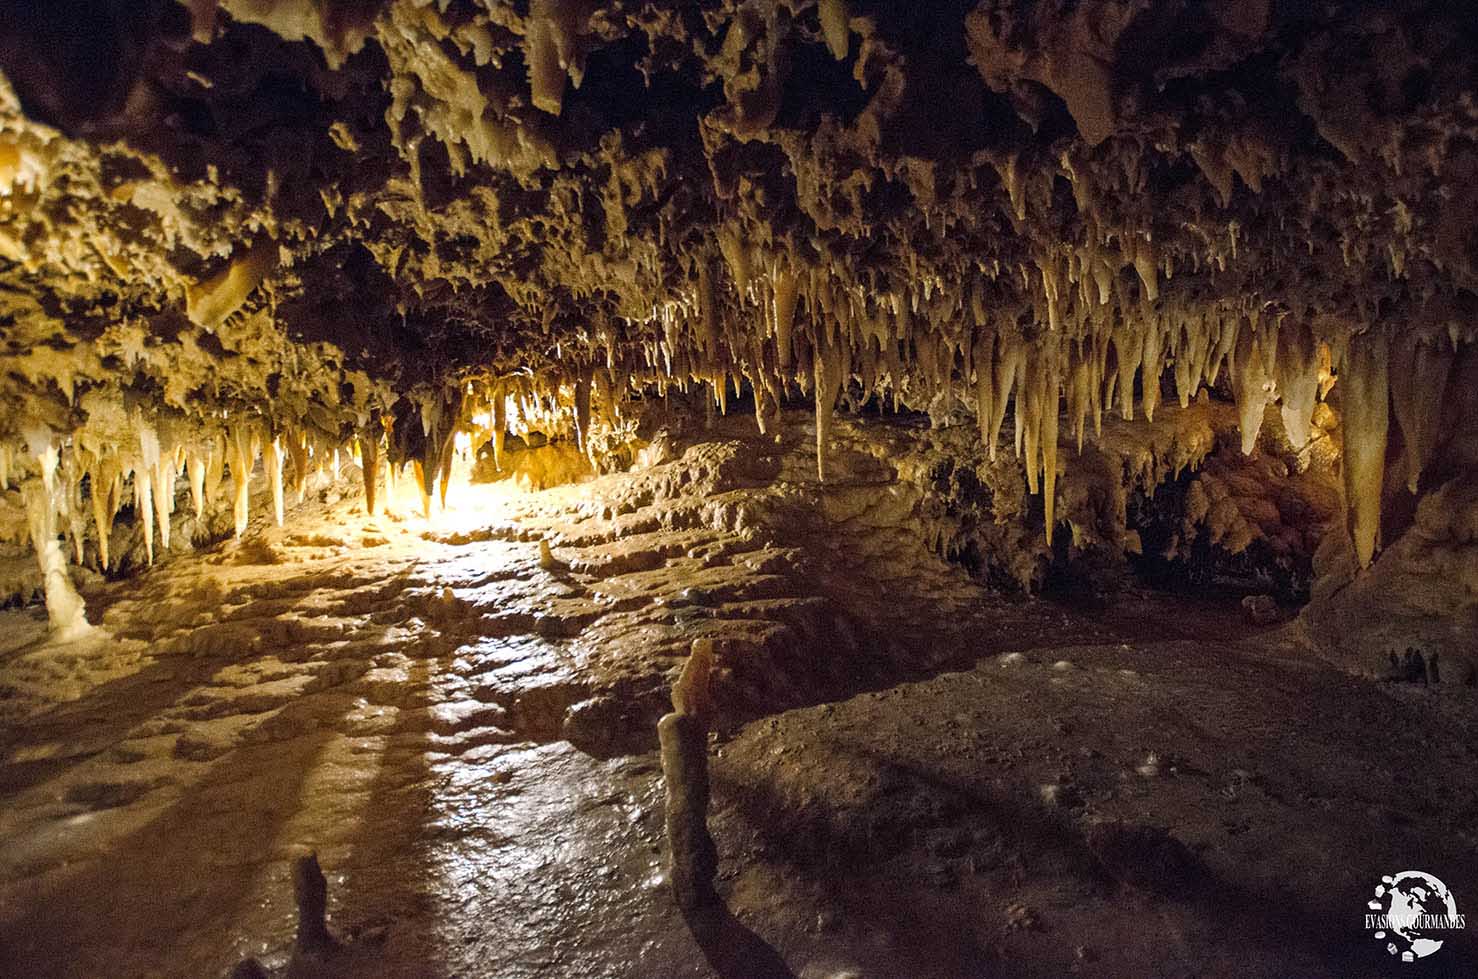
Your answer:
(437, 434), (455, 509)
(973, 332), (995, 454)
(266, 433), (285, 527)
(227, 422), (258, 539)
(990, 333), (1023, 461)
(87, 452), (121, 572)
(773, 260), (797, 370)
(184, 240), (278, 330)
(413, 459), (432, 517)
(492, 389), (508, 471)
(813, 335), (845, 483)
(526, 0), (586, 116)
(286, 429), (310, 505)
(64, 452), (86, 566)
(1229, 322), (1272, 454)
(1276, 322), (1320, 449)
(819, 0), (850, 60)
(1141, 319), (1164, 422)
(717, 226), (751, 297)
(573, 371), (592, 454)
(133, 417), (162, 564)
(1114, 324), (1144, 421)
(1041, 349), (1061, 545)
(22, 433), (89, 638)
(360, 421), (381, 516)
(1388, 335), (1453, 492)
(1340, 330), (1390, 568)
(187, 447), (208, 519)
(150, 443), (175, 555)
(697, 261), (718, 355)
(1021, 350), (1044, 494)
(205, 435), (225, 512)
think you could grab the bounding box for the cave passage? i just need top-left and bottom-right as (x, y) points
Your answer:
(2, 2), (1478, 977)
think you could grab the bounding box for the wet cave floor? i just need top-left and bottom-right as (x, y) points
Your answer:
(1, 432), (1476, 979)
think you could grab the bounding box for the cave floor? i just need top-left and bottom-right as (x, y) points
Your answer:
(1, 434), (1476, 979)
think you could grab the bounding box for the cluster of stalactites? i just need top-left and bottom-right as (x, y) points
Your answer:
(574, 232), (1472, 564)
(0, 399), (374, 633)
(461, 367), (636, 469)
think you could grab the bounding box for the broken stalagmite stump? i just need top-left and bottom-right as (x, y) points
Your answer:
(671, 636), (716, 727)
(229, 851), (340, 978)
(660, 638), (719, 914)
(293, 851), (338, 955)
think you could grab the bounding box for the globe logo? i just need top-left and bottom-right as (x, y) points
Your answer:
(1365, 871), (1467, 963)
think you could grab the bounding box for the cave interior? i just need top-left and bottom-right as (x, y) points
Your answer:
(1, 1), (1477, 977)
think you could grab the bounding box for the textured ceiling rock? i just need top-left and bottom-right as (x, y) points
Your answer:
(1, 0), (1477, 614)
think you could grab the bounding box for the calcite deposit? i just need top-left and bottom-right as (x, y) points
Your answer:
(2, 2), (1477, 976)
(1, 0), (1476, 623)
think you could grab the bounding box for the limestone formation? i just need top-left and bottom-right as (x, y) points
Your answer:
(660, 639), (720, 914)
(0, 2), (1473, 651)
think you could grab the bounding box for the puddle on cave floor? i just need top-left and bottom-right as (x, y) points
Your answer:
(0, 475), (1475, 979)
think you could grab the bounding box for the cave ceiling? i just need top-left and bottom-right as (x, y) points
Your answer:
(1, 0), (1475, 478)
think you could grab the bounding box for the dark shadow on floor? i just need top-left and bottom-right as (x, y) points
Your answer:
(327, 652), (453, 979)
(0, 650), (220, 796)
(0, 694), (350, 979)
(681, 899), (796, 979)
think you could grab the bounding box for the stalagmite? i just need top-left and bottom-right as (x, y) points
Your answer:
(1340, 330), (1390, 568)
(659, 638), (718, 916)
(291, 852), (337, 955)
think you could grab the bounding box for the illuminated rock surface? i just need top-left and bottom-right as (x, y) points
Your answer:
(1, 2), (1477, 976)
